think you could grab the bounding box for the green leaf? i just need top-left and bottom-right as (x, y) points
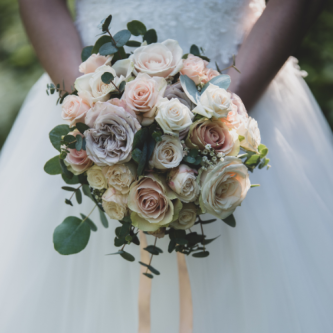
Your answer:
(180, 75), (200, 104)
(92, 35), (112, 54)
(59, 158), (73, 179)
(80, 213), (97, 232)
(194, 156), (202, 165)
(102, 15), (112, 32)
(259, 157), (270, 169)
(238, 135), (245, 142)
(137, 141), (148, 176)
(245, 154), (261, 166)
(119, 221), (131, 238)
(222, 214), (236, 227)
(63, 135), (76, 143)
(75, 188), (82, 204)
(168, 239), (176, 253)
(119, 81), (126, 92)
(65, 199), (73, 206)
(152, 131), (163, 142)
(143, 273), (154, 279)
(144, 245), (163, 255)
(188, 149), (199, 158)
(251, 184), (260, 188)
(201, 236), (220, 245)
(192, 251), (210, 258)
(126, 40), (142, 47)
(75, 135), (83, 151)
(99, 209), (109, 228)
(147, 139), (156, 161)
(101, 72), (114, 84)
(215, 61), (221, 73)
(201, 74), (231, 94)
(139, 261), (160, 275)
(127, 20), (147, 36)
(99, 42), (118, 56)
(61, 186), (77, 192)
(107, 250), (135, 262)
(44, 156), (62, 175)
(76, 122), (90, 134)
(111, 46), (127, 64)
(132, 148), (142, 164)
(82, 137), (86, 151)
(53, 216), (91, 255)
(133, 128), (149, 150)
(82, 184), (92, 198)
(143, 29), (157, 44)
(62, 174), (80, 185)
(49, 124), (71, 152)
(120, 215), (132, 224)
(184, 156), (196, 164)
(200, 218), (217, 225)
(113, 30), (131, 48)
(258, 144), (269, 158)
(190, 44), (200, 56)
(81, 46), (93, 62)
(114, 237), (126, 247)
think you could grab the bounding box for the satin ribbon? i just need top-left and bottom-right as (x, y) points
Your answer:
(138, 232), (193, 333)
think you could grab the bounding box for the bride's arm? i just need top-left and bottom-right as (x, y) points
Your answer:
(228, 0), (327, 110)
(19, 0), (82, 91)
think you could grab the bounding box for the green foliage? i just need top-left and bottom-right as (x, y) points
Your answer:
(44, 156), (62, 175)
(127, 20), (147, 36)
(113, 30), (131, 48)
(101, 72), (114, 84)
(80, 213), (98, 232)
(76, 122), (90, 134)
(143, 29), (157, 44)
(201, 74), (231, 93)
(49, 125), (71, 152)
(107, 250), (135, 262)
(92, 35), (112, 54)
(222, 214), (236, 227)
(126, 40), (142, 47)
(139, 261), (160, 275)
(81, 46), (93, 62)
(101, 15), (112, 32)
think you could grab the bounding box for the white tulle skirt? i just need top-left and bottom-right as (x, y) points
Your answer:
(0, 58), (333, 333)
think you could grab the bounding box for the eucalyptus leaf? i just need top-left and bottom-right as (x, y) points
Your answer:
(201, 236), (220, 245)
(44, 156), (62, 175)
(144, 245), (163, 255)
(81, 46), (93, 62)
(49, 125), (71, 152)
(101, 72), (114, 84)
(76, 122), (90, 134)
(258, 157), (270, 169)
(92, 35), (112, 54)
(99, 42), (118, 56)
(107, 250), (135, 262)
(113, 30), (131, 47)
(143, 273), (154, 279)
(245, 154), (261, 166)
(62, 174), (80, 185)
(80, 213), (97, 232)
(75, 188), (82, 204)
(222, 214), (236, 227)
(152, 131), (163, 142)
(192, 251), (210, 258)
(75, 135), (83, 151)
(190, 44), (200, 56)
(65, 199), (73, 206)
(102, 15), (112, 32)
(119, 81), (126, 92)
(132, 148), (142, 164)
(99, 209), (109, 228)
(180, 75), (200, 105)
(143, 29), (157, 44)
(137, 141), (148, 176)
(59, 159), (73, 179)
(133, 128), (149, 150)
(201, 74), (231, 94)
(147, 139), (156, 161)
(61, 186), (77, 192)
(139, 261), (160, 275)
(126, 40), (142, 47)
(63, 135), (76, 143)
(53, 216), (91, 255)
(168, 239), (176, 253)
(127, 20), (147, 36)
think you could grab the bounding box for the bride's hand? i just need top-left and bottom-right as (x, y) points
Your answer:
(228, 0), (326, 111)
(19, 0), (82, 91)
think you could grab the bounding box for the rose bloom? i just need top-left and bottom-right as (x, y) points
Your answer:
(192, 83), (232, 119)
(186, 118), (240, 156)
(130, 39), (183, 78)
(237, 117), (261, 152)
(199, 157), (251, 219)
(75, 59), (134, 103)
(102, 187), (128, 220)
(231, 92), (248, 118)
(79, 54), (112, 74)
(121, 73), (167, 126)
(164, 82), (195, 111)
(102, 162), (136, 195)
(180, 54), (208, 85)
(85, 102), (141, 166)
(150, 135), (183, 170)
(170, 203), (197, 230)
(220, 103), (245, 131)
(201, 68), (220, 84)
(61, 92), (91, 127)
(128, 174), (182, 231)
(107, 98), (137, 118)
(155, 98), (194, 136)
(168, 164), (200, 203)
(64, 130), (93, 175)
(87, 165), (107, 190)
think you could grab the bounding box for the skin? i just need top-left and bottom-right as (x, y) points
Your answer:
(19, 0), (326, 105)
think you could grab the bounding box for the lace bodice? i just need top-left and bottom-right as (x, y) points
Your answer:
(75, 0), (265, 66)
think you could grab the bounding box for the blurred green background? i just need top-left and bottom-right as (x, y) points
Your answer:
(0, 0), (332, 149)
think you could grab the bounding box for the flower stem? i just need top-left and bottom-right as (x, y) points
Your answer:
(146, 237), (157, 274)
(81, 204), (97, 224)
(69, 184), (83, 201)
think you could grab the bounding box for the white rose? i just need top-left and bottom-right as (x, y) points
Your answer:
(193, 84), (232, 119)
(156, 98), (194, 136)
(130, 39), (183, 78)
(87, 165), (107, 190)
(200, 157), (251, 219)
(102, 187), (128, 220)
(75, 59), (134, 103)
(150, 135), (183, 170)
(237, 117), (261, 152)
(170, 203), (197, 230)
(167, 164), (200, 203)
(102, 162), (136, 195)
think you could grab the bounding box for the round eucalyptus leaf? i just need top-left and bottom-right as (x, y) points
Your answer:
(180, 75), (200, 105)
(190, 44), (200, 56)
(80, 213), (97, 232)
(143, 29), (157, 44)
(126, 40), (142, 47)
(62, 174), (80, 185)
(81, 46), (93, 62)
(113, 30), (131, 48)
(201, 74), (231, 94)
(92, 35), (112, 54)
(192, 251), (210, 258)
(127, 20), (147, 36)
(99, 42), (119, 56)
(53, 216), (91, 255)
(49, 124), (70, 152)
(44, 156), (62, 175)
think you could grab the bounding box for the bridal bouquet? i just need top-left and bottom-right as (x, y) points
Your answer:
(45, 15), (270, 278)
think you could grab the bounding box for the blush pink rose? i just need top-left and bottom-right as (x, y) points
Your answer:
(61, 93), (91, 126)
(79, 54), (111, 74)
(202, 68), (220, 84)
(186, 118), (239, 156)
(230, 92), (248, 118)
(121, 73), (167, 125)
(180, 54), (208, 85)
(64, 130), (93, 175)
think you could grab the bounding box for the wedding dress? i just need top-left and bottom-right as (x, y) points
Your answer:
(1, 0), (333, 332)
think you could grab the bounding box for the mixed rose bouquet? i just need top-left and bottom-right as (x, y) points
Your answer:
(45, 15), (270, 278)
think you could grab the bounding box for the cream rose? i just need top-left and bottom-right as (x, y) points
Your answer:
(186, 118), (240, 156)
(237, 117), (261, 152)
(85, 102), (141, 166)
(170, 203), (197, 230)
(202, 68), (220, 84)
(192, 84), (232, 119)
(121, 73), (167, 125)
(87, 165), (107, 190)
(64, 130), (93, 175)
(79, 54), (112, 74)
(102, 162), (136, 195)
(102, 187), (128, 220)
(130, 39), (183, 78)
(200, 157), (250, 219)
(61, 93), (91, 127)
(150, 135), (183, 170)
(155, 98), (194, 136)
(167, 164), (200, 203)
(128, 174), (182, 231)
(180, 54), (208, 85)
(231, 93), (248, 118)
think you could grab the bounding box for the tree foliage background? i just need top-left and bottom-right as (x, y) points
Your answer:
(0, 0), (332, 149)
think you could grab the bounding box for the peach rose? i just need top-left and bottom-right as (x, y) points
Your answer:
(181, 54), (208, 85)
(231, 92), (248, 118)
(61, 93), (91, 127)
(121, 73), (167, 126)
(79, 54), (112, 74)
(202, 68), (220, 84)
(130, 39), (183, 78)
(220, 103), (245, 131)
(64, 130), (93, 175)
(186, 118), (240, 156)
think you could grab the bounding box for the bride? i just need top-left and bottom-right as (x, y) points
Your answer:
(1, 0), (332, 332)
